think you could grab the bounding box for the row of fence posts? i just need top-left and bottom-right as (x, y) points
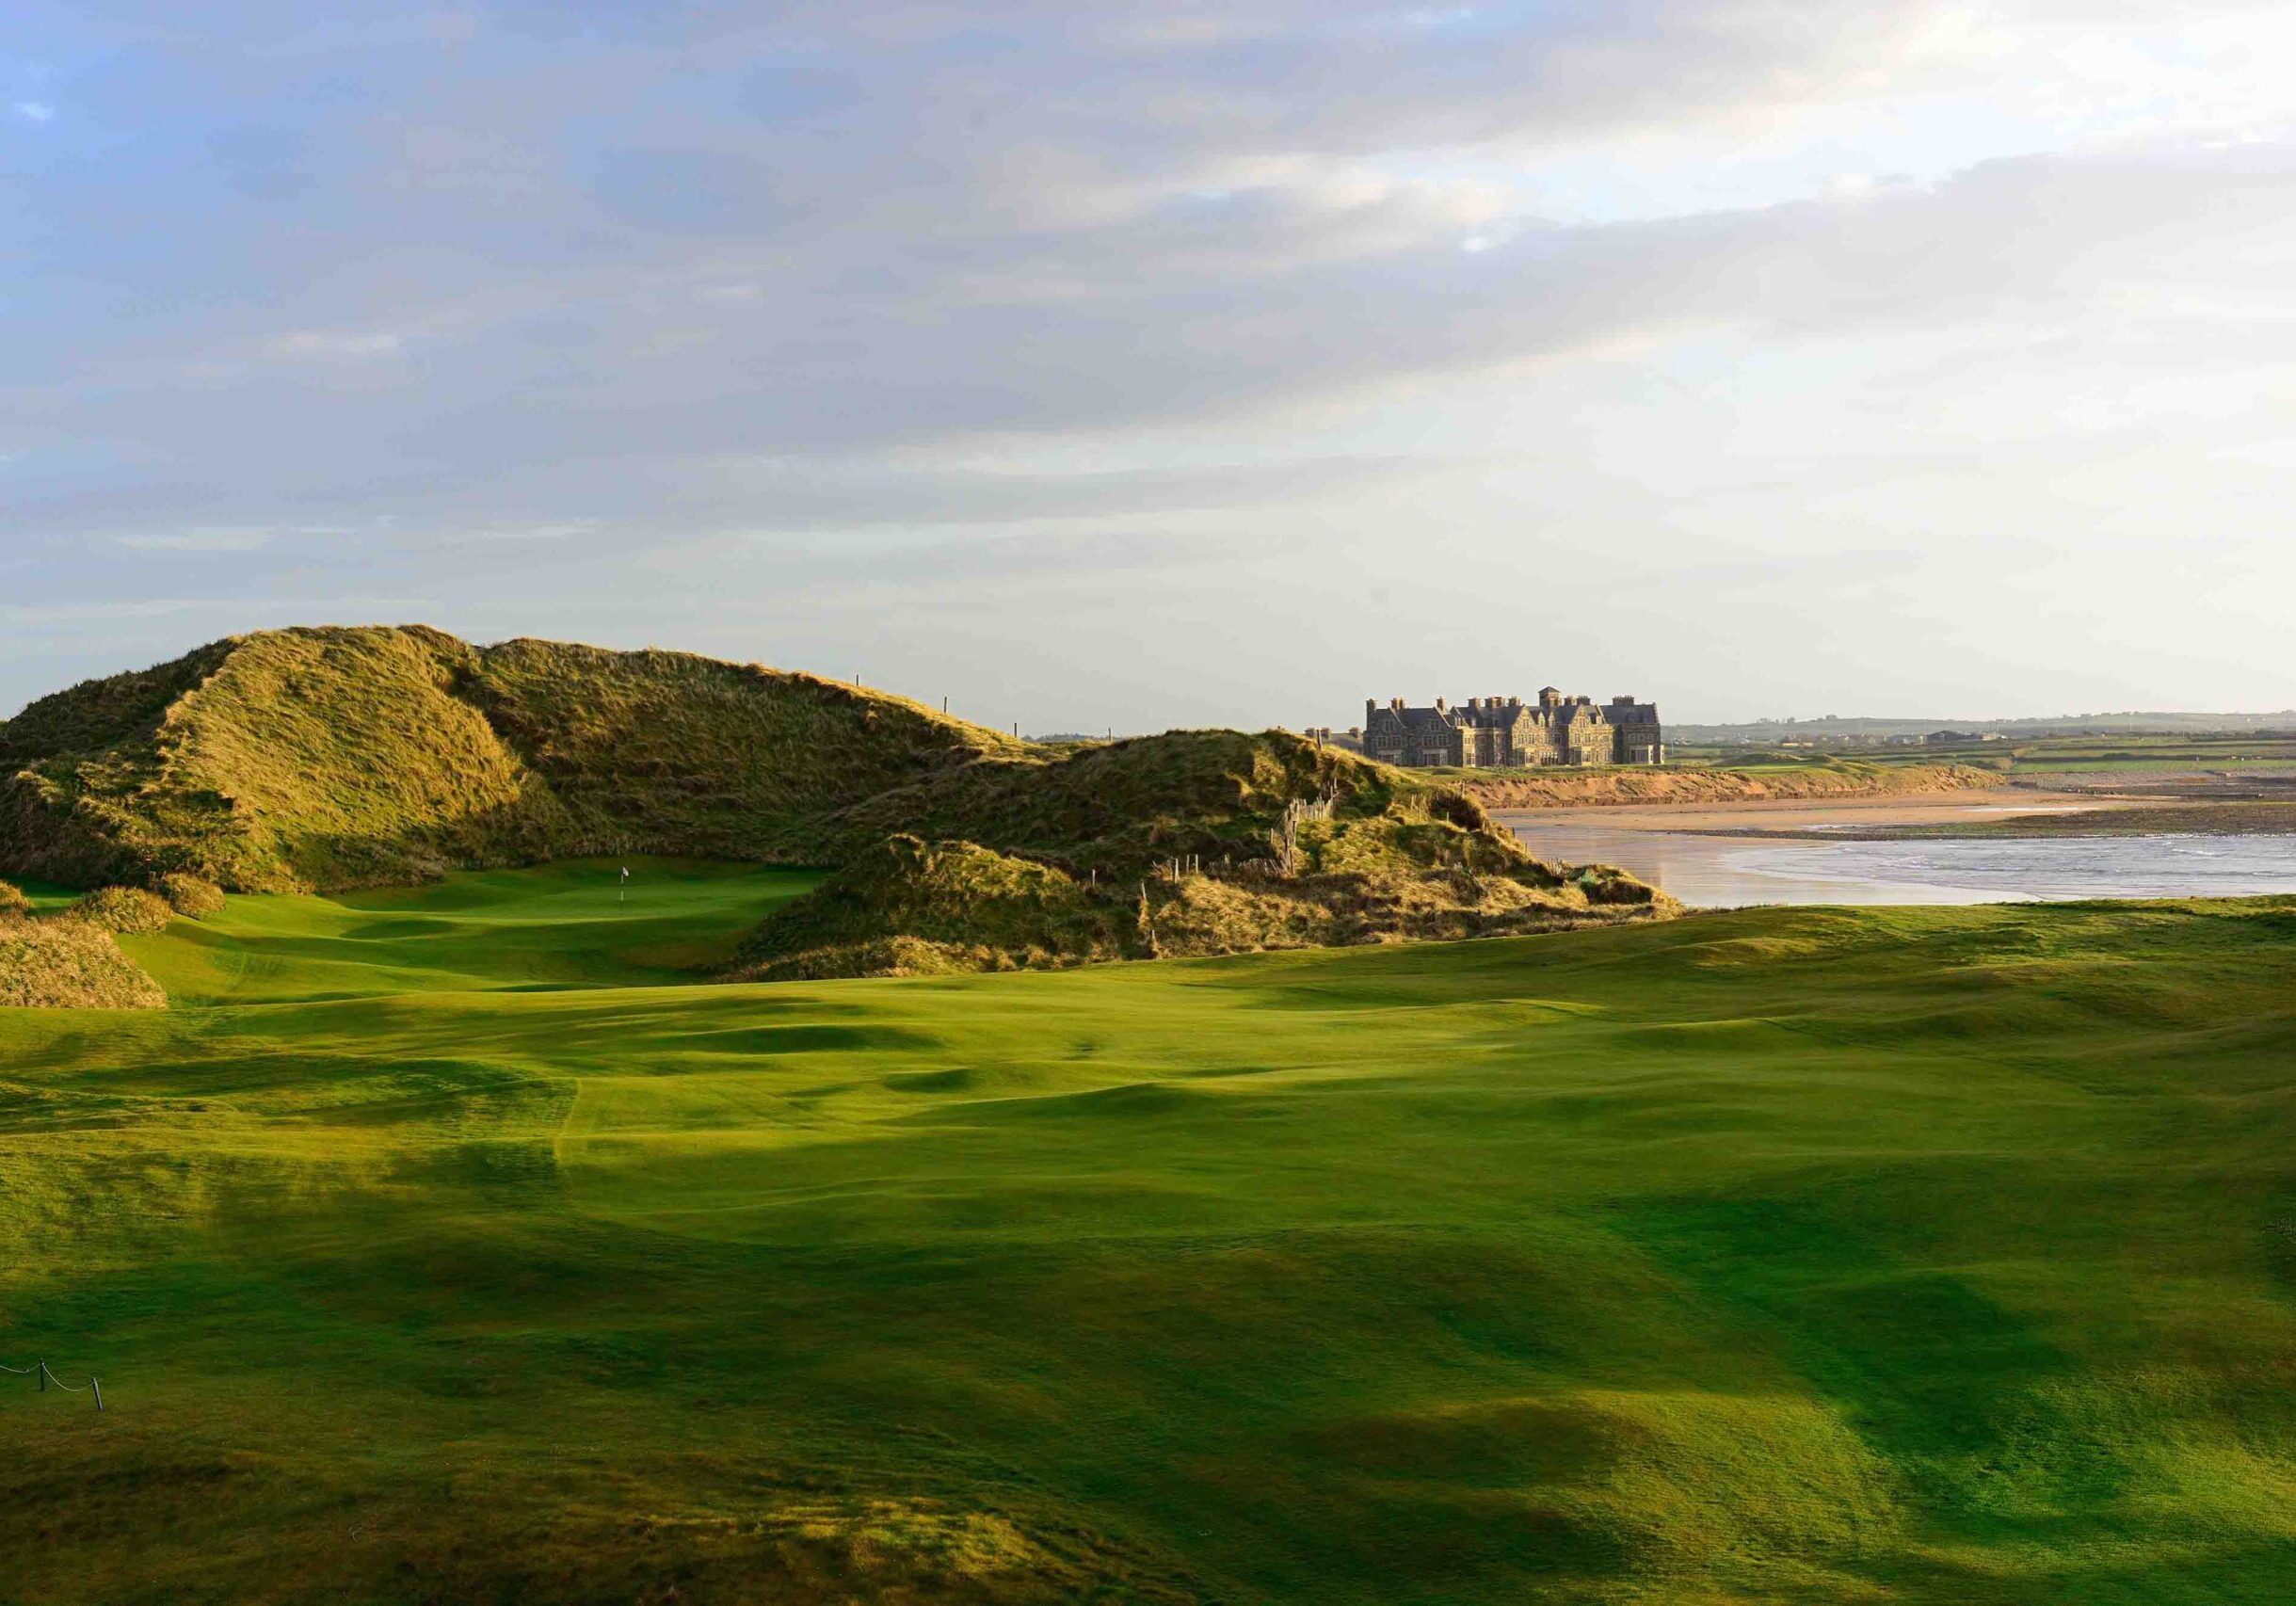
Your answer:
(2, 1359), (103, 1410)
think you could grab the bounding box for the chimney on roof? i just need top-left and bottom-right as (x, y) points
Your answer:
(1434, 697), (1448, 712)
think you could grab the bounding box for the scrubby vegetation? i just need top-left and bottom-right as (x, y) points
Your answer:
(71, 884), (174, 934)
(0, 626), (1020, 893)
(1, 627), (548, 890)
(154, 872), (226, 918)
(462, 638), (1025, 861)
(0, 910), (166, 1007)
(731, 835), (1134, 979)
(730, 730), (1673, 977)
(825, 727), (1402, 872)
(0, 877), (27, 919)
(6, 871), (2296, 1599)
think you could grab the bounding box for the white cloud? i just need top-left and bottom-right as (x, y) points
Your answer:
(264, 330), (406, 361)
(116, 528), (281, 553)
(13, 101), (54, 123)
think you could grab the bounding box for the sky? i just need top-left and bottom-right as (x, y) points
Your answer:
(5, 2), (2295, 731)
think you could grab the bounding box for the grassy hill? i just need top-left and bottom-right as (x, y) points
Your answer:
(5, 868), (2296, 1600)
(0, 626), (1022, 893)
(461, 636), (1028, 860)
(732, 730), (1670, 977)
(0, 876), (172, 1010)
(3, 634), (1668, 977)
(0, 910), (167, 1008)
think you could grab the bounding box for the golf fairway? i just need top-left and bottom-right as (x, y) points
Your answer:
(4, 862), (2295, 1603)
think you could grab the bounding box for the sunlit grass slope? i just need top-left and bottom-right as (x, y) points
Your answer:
(5, 873), (2296, 1602)
(0, 626), (1020, 891)
(130, 857), (823, 1004)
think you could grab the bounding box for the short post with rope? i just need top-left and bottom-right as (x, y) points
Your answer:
(13, 1360), (103, 1411)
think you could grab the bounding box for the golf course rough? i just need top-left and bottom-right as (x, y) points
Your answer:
(4, 860), (2296, 1602)
(0, 909), (168, 1009)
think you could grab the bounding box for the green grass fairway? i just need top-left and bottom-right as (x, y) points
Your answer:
(6, 868), (2296, 1602)
(128, 857), (826, 1003)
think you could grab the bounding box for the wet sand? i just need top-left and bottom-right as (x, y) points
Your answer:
(1495, 790), (2296, 907)
(1493, 787), (2132, 836)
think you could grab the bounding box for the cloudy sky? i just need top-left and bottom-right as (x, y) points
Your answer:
(6, 3), (2293, 729)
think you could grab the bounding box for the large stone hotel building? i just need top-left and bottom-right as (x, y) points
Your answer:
(1353, 688), (1663, 769)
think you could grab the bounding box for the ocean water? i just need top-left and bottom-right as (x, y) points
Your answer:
(1501, 824), (2296, 908)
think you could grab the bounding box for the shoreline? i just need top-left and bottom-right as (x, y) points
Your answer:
(1702, 799), (2296, 843)
(1495, 791), (2296, 907)
(1488, 787), (2138, 838)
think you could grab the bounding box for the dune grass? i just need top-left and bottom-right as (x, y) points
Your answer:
(735, 735), (1670, 977)
(0, 627), (1021, 892)
(0, 915), (168, 1009)
(4, 872), (2296, 1601)
(71, 885), (174, 934)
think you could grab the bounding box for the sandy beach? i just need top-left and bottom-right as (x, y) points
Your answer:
(1487, 788), (2296, 907)
(1491, 787), (2135, 837)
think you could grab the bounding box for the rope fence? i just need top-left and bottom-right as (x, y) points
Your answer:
(5, 1360), (104, 1410)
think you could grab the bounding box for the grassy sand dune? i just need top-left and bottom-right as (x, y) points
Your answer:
(741, 731), (1672, 977)
(0, 877), (169, 1009)
(0, 913), (167, 1008)
(4, 868), (2296, 1600)
(4, 634), (1665, 978)
(0, 626), (1018, 892)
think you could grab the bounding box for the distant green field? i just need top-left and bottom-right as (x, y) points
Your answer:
(1681, 732), (2296, 777)
(6, 866), (2296, 1602)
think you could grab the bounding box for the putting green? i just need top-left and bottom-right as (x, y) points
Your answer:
(4, 865), (2295, 1602)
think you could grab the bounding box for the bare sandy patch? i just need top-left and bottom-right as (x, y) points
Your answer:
(1491, 789), (2143, 837)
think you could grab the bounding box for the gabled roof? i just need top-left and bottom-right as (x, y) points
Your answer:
(1368, 704), (1457, 733)
(1453, 702), (1524, 729)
